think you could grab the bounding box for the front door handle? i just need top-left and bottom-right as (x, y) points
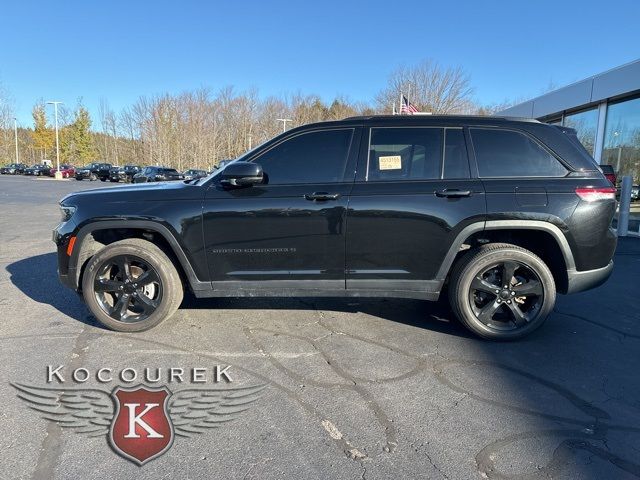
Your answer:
(304, 192), (341, 201)
(435, 189), (472, 198)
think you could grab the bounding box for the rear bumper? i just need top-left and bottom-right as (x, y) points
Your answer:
(565, 261), (613, 294)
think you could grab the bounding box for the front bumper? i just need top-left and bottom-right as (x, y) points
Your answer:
(565, 261), (614, 294)
(53, 222), (79, 290)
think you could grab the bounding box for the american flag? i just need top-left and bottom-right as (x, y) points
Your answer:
(400, 95), (419, 114)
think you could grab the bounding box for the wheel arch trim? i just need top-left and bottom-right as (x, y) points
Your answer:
(436, 219), (576, 281)
(70, 219), (209, 292)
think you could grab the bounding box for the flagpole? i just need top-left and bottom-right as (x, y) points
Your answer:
(399, 91), (403, 115)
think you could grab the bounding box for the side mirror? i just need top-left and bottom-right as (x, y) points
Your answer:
(220, 162), (263, 187)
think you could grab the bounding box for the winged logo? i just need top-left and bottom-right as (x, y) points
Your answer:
(12, 382), (266, 465)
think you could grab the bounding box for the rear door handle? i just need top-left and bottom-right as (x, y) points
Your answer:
(435, 189), (472, 198)
(304, 192), (341, 201)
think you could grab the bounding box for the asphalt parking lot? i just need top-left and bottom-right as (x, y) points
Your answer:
(0, 174), (639, 480)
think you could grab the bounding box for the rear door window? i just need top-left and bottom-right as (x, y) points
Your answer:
(367, 127), (442, 181)
(470, 128), (567, 178)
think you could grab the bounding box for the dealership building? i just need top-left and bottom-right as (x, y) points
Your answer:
(498, 59), (640, 183)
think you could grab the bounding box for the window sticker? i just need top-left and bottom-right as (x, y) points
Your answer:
(378, 155), (402, 170)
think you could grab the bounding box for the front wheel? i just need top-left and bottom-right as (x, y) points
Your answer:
(82, 239), (184, 332)
(449, 243), (555, 340)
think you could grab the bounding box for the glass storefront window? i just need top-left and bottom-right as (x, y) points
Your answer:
(602, 96), (640, 183)
(563, 108), (598, 156)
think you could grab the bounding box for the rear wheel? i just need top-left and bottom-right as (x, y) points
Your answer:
(82, 239), (183, 332)
(449, 243), (555, 340)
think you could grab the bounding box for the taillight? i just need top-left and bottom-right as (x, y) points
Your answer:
(575, 187), (616, 202)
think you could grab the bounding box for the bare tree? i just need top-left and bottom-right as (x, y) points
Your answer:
(376, 60), (474, 114)
(0, 82), (16, 162)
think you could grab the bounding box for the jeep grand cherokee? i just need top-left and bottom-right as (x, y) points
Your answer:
(53, 116), (616, 340)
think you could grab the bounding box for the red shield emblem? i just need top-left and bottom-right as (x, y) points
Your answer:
(109, 385), (174, 465)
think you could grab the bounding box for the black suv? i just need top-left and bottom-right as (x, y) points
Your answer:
(24, 164), (51, 176)
(53, 116), (616, 340)
(182, 169), (208, 180)
(1, 163), (28, 174)
(75, 162), (113, 181)
(110, 165), (141, 183)
(133, 166), (183, 183)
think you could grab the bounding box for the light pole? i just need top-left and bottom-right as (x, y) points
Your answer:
(47, 101), (63, 179)
(613, 131), (622, 172)
(13, 118), (19, 163)
(276, 118), (292, 133)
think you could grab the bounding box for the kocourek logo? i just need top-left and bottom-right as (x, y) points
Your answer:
(12, 365), (265, 465)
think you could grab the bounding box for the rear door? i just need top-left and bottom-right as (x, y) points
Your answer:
(346, 125), (486, 294)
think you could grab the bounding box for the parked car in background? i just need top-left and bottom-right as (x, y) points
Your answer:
(1, 163), (28, 174)
(23, 164), (51, 176)
(110, 165), (141, 183)
(108, 166), (121, 182)
(75, 162), (112, 181)
(632, 185), (639, 202)
(216, 159), (233, 169)
(182, 169), (208, 180)
(49, 164), (75, 178)
(132, 166), (183, 183)
(600, 164), (616, 186)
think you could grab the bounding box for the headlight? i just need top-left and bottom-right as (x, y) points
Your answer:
(60, 205), (77, 222)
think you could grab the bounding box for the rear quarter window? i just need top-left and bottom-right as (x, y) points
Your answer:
(470, 128), (568, 178)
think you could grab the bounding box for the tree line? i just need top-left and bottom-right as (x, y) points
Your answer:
(0, 60), (514, 169)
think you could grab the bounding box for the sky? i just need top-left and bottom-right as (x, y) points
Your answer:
(1, 0), (639, 126)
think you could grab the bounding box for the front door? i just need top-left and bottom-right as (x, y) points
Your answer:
(203, 127), (361, 292)
(346, 125), (486, 295)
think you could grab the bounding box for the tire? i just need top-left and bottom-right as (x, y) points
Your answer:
(448, 243), (555, 341)
(76, 177), (82, 181)
(81, 238), (183, 332)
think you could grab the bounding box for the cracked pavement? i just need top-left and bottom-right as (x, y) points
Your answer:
(1, 175), (639, 479)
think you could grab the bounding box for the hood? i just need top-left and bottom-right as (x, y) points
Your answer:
(61, 180), (203, 205)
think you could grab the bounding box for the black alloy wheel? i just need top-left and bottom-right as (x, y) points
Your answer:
(449, 243), (555, 340)
(469, 260), (543, 331)
(93, 254), (162, 323)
